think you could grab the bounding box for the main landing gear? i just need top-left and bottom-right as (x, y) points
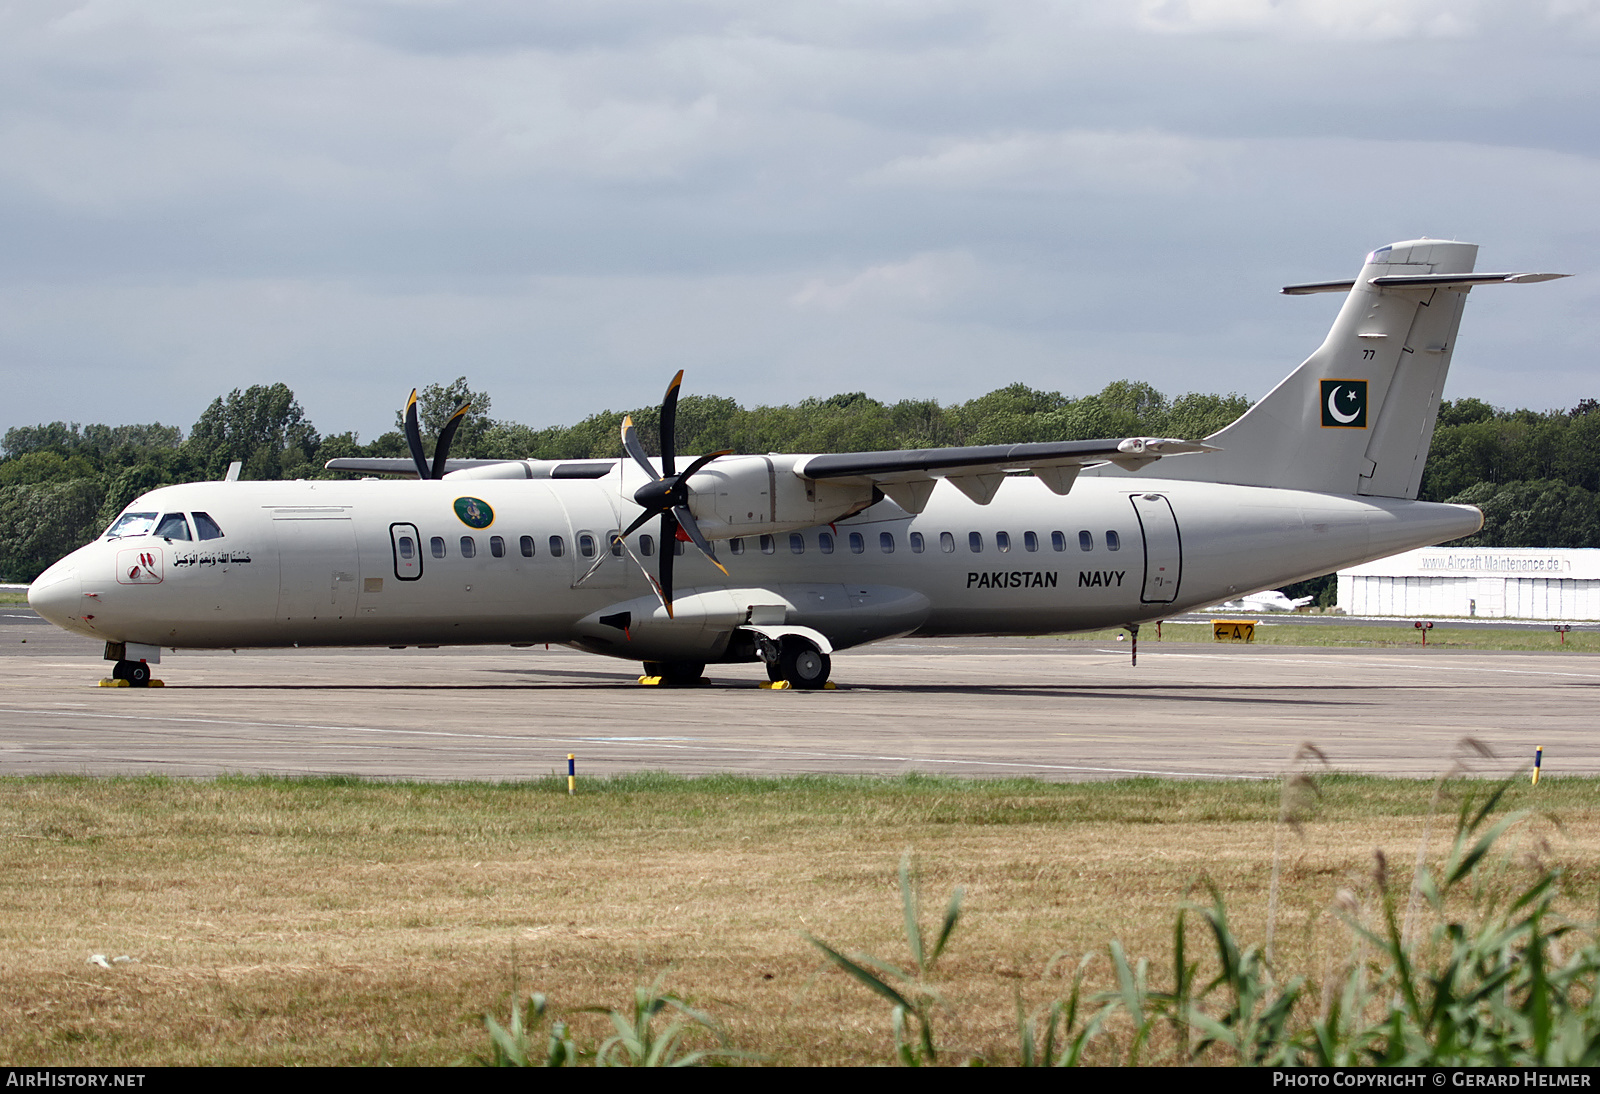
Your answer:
(110, 660), (152, 687)
(641, 635), (833, 690)
(760, 636), (832, 690)
(642, 661), (707, 687)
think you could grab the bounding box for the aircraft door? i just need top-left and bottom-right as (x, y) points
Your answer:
(390, 523), (422, 580)
(1130, 493), (1182, 604)
(274, 512), (359, 623)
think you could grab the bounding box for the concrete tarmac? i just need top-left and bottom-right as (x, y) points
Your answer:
(2, 611), (1594, 782)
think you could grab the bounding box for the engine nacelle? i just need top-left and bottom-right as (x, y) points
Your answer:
(685, 455), (875, 539)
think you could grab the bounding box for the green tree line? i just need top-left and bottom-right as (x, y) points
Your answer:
(3, 378), (1595, 583)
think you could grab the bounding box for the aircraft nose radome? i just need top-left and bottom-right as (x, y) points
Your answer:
(27, 559), (81, 628)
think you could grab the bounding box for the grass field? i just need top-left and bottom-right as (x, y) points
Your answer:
(3, 770), (1596, 1066)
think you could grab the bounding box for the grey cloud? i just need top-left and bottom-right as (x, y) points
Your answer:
(1, 0), (1597, 441)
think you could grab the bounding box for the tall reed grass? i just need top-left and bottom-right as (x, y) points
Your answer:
(811, 769), (1600, 1065)
(475, 762), (1600, 1065)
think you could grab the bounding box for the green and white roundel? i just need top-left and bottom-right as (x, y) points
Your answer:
(453, 496), (494, 529)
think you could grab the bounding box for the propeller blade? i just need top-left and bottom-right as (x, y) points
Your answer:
(660, 369), (683, 479)
(619, 509), (656, 540)
(430, 402), (471, 479)
(678, 448), (732, 483)
(613, 534), (670, 615)
(659, 511), (677, 618)
(673, 505), (729, 576)
(620, 415), (659, 481)
(403, 390), (430, 480)
(575, 517), (664, 589)
(573, 542), (611, 588)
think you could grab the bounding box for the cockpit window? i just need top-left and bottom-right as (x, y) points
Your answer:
(106, 512), (157, 539)
(154, 513), (192, 541)
(193, 512), (225, 540)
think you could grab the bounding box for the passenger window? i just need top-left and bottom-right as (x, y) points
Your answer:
(431, 537), (446, 558)
(1078, 530), (1093, 552)
(910, 532), (924, 554)
(880, 532), (895, 554)
(996, 531), (1011, 553)
(760, 535), (775, 554)
(193, 512), (225, 540)
(730, 538), (745, 555)
(1023, 531), (1038, 553)
(398, 536), (415, 560)
(520, 535), (535, 557)
(790, 533), (804, 555)
(849, 532), (865, 554)
(640, 535), (654, 557)
(609, 532), (624, 558)
(969, 532), (983, 553)
(155, 513), (192, 541)
(460, 536), (477, 558)
(579, 534), (596, 558)
(819, 532), (834, 554)
(1106, 530), (1121, 551)
(1051, 531), (1066, 552)
(490, 535), (505, 558)
(940, 532), (955, 553)
(548, 536), (565, 557)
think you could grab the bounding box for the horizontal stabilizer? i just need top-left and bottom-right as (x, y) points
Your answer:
(1367, 272), (1569, 289)
(1283, 271), (1568, 295)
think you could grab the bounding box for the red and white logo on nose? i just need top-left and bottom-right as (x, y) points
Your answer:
(117, 547), (163, 584)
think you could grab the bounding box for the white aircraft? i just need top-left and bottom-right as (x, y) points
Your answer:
(1215, 591), (1315, 613)
(29, 239), (1565, 688)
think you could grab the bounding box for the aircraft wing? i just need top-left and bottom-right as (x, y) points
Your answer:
(795, 436), (1217, 510)
(323, 457), (615, 480)
(325, 436), (1216, 511)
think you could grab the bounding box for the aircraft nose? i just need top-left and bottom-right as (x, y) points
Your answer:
(28, 558), (81, 629)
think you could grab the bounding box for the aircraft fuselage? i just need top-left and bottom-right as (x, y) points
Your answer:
(28, 471), (1482, 662)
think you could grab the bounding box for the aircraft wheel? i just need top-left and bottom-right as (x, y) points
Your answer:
(114, 660), (151, 688)
(778, 640), (830, 689)
(765, 660), (783, 683)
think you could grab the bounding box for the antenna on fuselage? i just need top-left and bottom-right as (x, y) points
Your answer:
(224, 461), (242, 483)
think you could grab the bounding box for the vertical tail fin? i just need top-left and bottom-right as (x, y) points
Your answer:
(1103, 240), (1565, 499)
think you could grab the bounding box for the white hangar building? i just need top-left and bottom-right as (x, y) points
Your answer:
(1338, 547), (1600, 620)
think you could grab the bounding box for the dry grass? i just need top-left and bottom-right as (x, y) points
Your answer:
(3, 772), (1599, 1065)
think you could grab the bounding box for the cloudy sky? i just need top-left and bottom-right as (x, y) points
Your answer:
(3, 0), (1598, 444)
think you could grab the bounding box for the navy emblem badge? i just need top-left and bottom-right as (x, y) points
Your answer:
(453, 497), (494, 529)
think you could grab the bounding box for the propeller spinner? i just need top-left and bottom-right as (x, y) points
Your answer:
(403, 389), (471, 479)
(576, 370), (731, 616)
